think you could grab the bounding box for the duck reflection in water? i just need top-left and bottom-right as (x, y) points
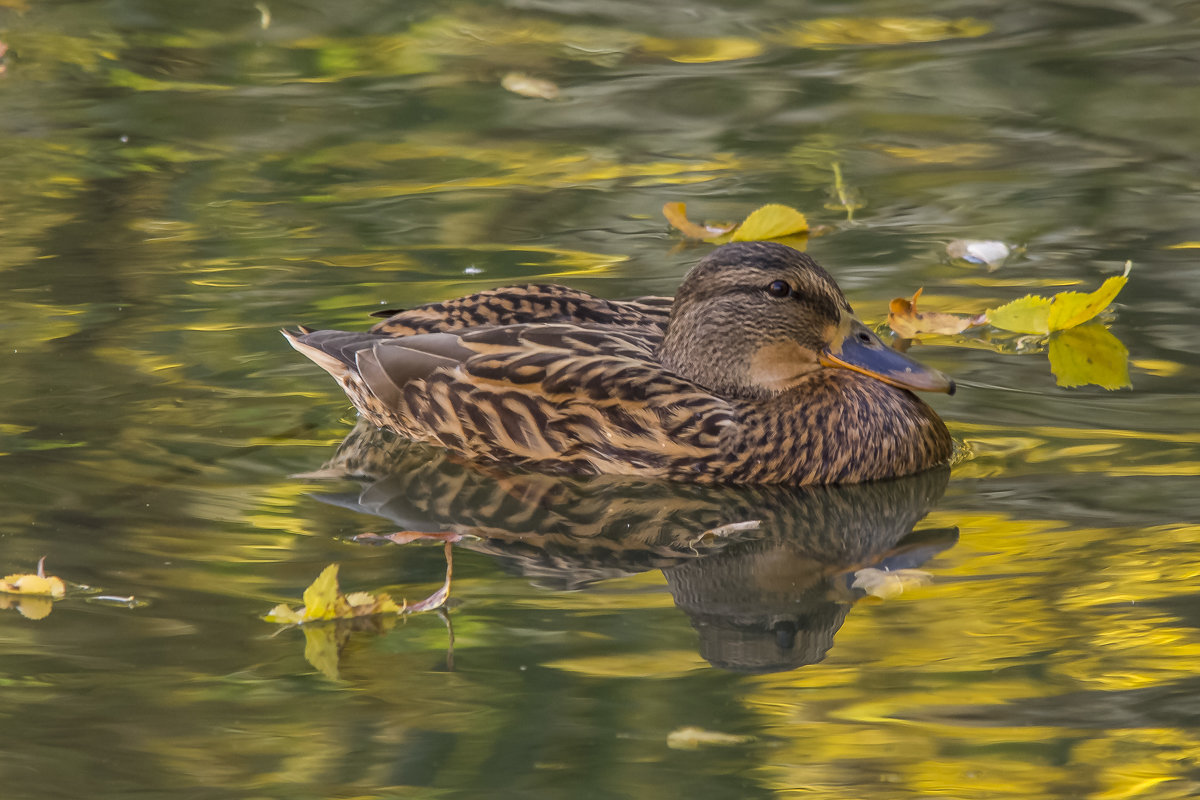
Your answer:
(303, 423), (957, 674)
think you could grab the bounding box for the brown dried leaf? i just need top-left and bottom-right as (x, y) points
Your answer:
(662, 202), (736, 240)
(888, 289), (985, 338)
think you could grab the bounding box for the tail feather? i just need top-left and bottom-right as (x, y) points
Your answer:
(282, 329), (363, 380)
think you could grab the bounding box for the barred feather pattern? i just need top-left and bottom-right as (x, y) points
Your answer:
(369, 284), (673, 337)
(287, 320), (950, 485)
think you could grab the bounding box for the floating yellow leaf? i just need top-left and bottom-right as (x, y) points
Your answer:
(1048, 324), (1131, 390)
(1166, 241), (1200, 249)
(1046, 262), (1131, 331)
(985, 295), (1052, 335)
(667, 726), (754, 750)
(1, 557), (66, 599)
(662, 202), (736, 240)
(731, 204), (810, 242)
(888, 288), (986, 338)
(664, 202), (810, 248)
(778, 16), (991, 48)
(345, 590), (402, 615)
(266, 550), (451, 625)
(500, 72), (560, 100)
(301, 563), (342, 621)
(987, 262), (1131, 334)
(639, 36), (764, 63)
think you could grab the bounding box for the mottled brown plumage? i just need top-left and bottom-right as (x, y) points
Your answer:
(285, 242), (955, 485)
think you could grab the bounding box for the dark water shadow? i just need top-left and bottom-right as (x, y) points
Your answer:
(303, 423), (958, 673)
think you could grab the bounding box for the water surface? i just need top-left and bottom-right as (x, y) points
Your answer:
(2, 0), (1200, 797)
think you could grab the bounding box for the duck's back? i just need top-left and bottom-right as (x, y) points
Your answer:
(369, 284), (673, 337)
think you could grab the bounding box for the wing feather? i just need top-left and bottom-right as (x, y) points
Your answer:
(291, 319), (734, 478)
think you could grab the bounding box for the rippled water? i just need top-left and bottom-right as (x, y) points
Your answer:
(2, 0), (1200, 797)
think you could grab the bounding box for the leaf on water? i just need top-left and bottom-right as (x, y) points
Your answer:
(665, 202), (813, 248)
(730, 204), (810, 242)
(852, 567), (932, 600)
(266, 554), (451, 625)
(1, 557), (67, 599)
(986, 294), (1053, 335)
(1166, 242), (1200, 249)
(301, 563), (343, 621)
(987, 262), (1131, 334)
(1045, 262), (1131, 332)
(346, 590), (403, 616)
(1048, 323), (1131, 390)
(667, 726), (754, 750)
(500, 72), (560, 100)
(638, 36), (764, 63)
(947, 239), (1011, 270)
(888, 289), (986, 338)
(777, 16), (991, 48)
(662, 202), (736, 240)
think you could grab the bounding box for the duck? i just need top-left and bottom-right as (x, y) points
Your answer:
(284, 241), (955, 485)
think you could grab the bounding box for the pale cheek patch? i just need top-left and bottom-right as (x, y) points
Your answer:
(747, 341), (820, 392)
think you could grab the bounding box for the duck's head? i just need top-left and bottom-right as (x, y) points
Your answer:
(659, 242), (955, 399)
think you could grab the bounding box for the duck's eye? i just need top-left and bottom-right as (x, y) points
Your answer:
(766, 280), (792, 298)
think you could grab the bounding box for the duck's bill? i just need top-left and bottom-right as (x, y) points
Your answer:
(820, 319), (956, 394)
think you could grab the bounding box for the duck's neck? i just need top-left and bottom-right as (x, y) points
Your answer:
(658, 331), (763, 399)
(658, 327), (819, 400)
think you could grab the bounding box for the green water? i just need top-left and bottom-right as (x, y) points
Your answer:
(2, 0), (1200, 797)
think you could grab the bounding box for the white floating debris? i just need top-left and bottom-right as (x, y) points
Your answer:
(947, 239), (1011, 270)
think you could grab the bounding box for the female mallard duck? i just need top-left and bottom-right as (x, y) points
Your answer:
(285, 242), (954, 485)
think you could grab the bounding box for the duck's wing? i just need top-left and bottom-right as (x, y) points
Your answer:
(285, 323), (733, 477)
(369, 284), (673, 336)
